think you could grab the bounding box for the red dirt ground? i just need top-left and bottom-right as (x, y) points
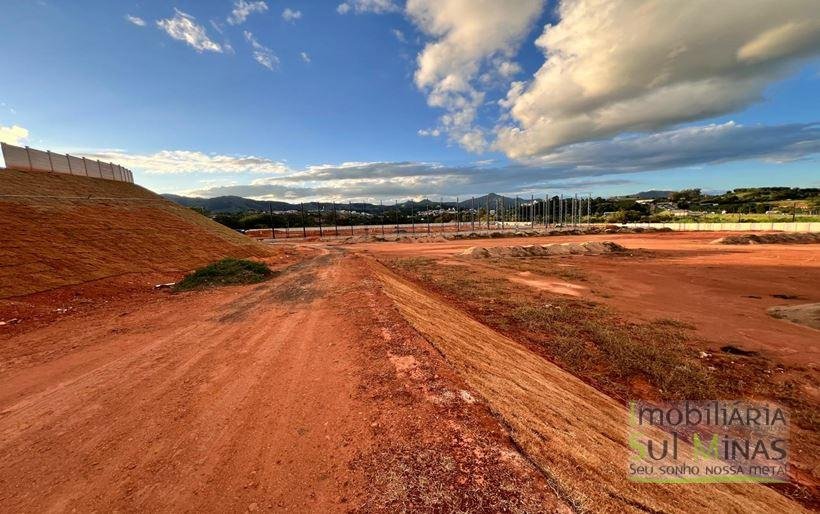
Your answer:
(356, 231), (820, 367)
(1, 228), (816, 511)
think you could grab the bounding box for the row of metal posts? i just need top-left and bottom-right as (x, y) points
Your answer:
(264, 194), (595, 239)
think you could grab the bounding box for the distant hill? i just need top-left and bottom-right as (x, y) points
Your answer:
(161, 194), (294, 213)
(163, 193), (519, 213)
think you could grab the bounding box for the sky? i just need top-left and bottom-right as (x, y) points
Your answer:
(1, 0), (819, 201)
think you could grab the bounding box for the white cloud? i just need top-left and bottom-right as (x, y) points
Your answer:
(228, 0), (268, 25)
(300, 51), (311, 63)
(407, 0), (545, 152)
(244, 31), (280, 70)
(391, 28), (406, 43)
(496, 0), (820, 159)
(337, 0), (400, 15)
(125, 15), (146, 27)
(157, 9), (222, 53)
(282, 8), (302, 22)
(0, 125), (29, 146)
(77, 149), (291, 175)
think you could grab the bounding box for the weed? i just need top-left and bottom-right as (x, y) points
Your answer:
(174, 258), (273, 291)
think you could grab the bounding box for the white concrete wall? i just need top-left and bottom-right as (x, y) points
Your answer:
(1, 143), (134, 183)
(621, 222), (819, 232)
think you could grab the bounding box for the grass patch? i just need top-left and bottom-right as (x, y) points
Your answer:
(174, 258), (273, 291)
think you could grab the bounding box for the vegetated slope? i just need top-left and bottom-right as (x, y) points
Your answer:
(0, 168), (269, 298)
(374, 264), (805, 513)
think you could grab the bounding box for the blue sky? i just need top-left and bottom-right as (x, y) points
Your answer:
(1, 0), (818, 200)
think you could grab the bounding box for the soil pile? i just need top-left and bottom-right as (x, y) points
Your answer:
(712, 233), (820, 245)
(459, 241), (625, 258)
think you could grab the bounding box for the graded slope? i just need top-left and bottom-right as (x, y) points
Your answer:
(0, 168), (269, 298)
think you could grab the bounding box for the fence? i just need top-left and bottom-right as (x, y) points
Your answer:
(240, 195), (820, 241)
(1, 143), (134, 183)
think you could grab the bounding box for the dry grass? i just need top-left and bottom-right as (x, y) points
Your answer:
(374, 263), (803, 513)
(388, 256), (716, 402)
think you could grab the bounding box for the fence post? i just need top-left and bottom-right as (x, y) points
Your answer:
(317, 204), (323, 238)
(66, 153), (73, 175)
(25, 146), (33, 170)
(394, 200), (399, 235)
(486, 195), (490, 230)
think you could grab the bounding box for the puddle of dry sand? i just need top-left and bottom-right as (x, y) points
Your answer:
(508, 272), (588, 297)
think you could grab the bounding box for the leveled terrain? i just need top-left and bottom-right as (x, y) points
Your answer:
(0, 168), (268, 298)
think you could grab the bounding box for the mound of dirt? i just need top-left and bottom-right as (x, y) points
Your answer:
(768, 303), (820, 329)
(1, 168), (269, 298)
(459, 241), (625, 258)
(712, 232), (820, 245)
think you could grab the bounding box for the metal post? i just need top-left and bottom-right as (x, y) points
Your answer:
(333, 202), (339, 237)
(300, 203), (307, 238)
(471, 197), (475, 231)
(380, 200), (385, 236)
(486, 195), (490, 230)
(395, 200), (399, 234)
(317, 204), (324, 238)
(531, 194), (535, 228)
(66, 154), (73, 175)
(25, 146), (33, 170)
(268, 202), (276, 239)
(588, 194), (592, 229)
(349, 201), (354, 236)
(439, 197), (443, 233)
(285, 214), (290, 238)
(456, 197), (460, 233)
(411, 202), (415, 235)
(82, 157), (89, 176)
(427, 198), (431, 235)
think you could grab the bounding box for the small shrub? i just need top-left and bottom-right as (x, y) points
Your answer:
(174, 258), (273, 291)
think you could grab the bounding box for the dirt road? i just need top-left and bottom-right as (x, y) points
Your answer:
(0, 249), (556, 512)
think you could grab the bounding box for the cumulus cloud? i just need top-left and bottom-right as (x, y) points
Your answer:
(157, 9), (222, 53)
(76, 149), (291, 175)
(228, 0), (268, 25)
(178, 121), (820, 200)
(244, 31), (280, 70)
(126, 15), (146, 27)
(337, 0), (400, 15)
(282, 8), (302, 22)
(407, 0), (545, 152)
(530, 122), (820, 171)
(0, 125), (30, 146)
(496, 0), (820, 159)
